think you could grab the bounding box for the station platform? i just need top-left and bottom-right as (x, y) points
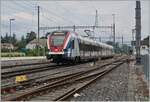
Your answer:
(1, 56), (48, 67)
(1, 56), (46, 61)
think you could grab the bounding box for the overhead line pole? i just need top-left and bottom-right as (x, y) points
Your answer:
(132, 29), (135, 53)
(122, 35), (123, 46)
(121, 35), (124, 55)
(37, 5), (40, 56)
(112, 14), (116, 49)
(135, 0), (141, 64)
(73, 25), (75, 31)
(9, 19), (15, 57)
(94, 10), (98, 31)
(132, 29), (135, 41)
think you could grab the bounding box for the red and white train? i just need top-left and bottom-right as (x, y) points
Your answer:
(46, 30), (114, 63)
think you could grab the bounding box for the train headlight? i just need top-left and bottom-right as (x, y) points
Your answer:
(48, 52), (51, 54)
(54, 48), (58, 52)
(68, 48), (71, 53)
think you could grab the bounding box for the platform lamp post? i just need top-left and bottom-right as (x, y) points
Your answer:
(132, 29), (135, 55)
(9, 18), (15, 58)
(112, 14), (116, 52)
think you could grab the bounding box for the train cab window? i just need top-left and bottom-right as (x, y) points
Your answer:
(51, 32), (66, 46)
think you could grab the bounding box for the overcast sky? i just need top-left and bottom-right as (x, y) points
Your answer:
(1, 0), (149, 44)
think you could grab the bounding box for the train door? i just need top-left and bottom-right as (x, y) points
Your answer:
(75, 38), (80, 57)
(70, 35), (80, 58)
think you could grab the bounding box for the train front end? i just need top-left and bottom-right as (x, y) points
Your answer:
(46, 31), (69, 62)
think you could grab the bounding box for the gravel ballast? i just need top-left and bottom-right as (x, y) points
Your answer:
(70, 60), (149, 101)
(70, 62), (130, 101)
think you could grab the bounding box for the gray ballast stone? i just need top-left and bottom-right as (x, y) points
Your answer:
(70, 63), (130, 101)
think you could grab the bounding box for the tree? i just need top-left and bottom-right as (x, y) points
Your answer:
(1, 36), (4, 43)
(1, 33), (9, 43)
(46, 32), (51, 37)
(26, 31), (36, 43)
(40, 36), (46, 39)
(16, 35), (27, 50)
(12, 33), (17, 45)
(5, 33), (9, 42)
(40, 32), (51, 39)
(21, 35), (26, 46)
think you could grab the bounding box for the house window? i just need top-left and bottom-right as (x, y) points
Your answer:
(142, 46), (145, 49)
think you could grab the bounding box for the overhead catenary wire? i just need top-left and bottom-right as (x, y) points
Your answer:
(56, 1), (89, 25)
(40, 8), (60, 25)
(1, 1), (116, 42)
(41, 7), (75, 25)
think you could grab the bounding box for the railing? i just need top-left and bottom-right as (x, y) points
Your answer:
(141, 54), (149, 82)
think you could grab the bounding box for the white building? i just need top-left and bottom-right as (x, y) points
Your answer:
(132, 36), (149, 55)
(26, 39), (47, 49)
(1, 43), (14, 49)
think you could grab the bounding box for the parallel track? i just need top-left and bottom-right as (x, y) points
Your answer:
(2, 56), (130, 101)
(1, 58), (114, 94)
(2, 60), (98, 79)
(2, 64), (59, 79)
(1, 61), (51, 69)
(54, 62), (124, 101)
(2, 62), (87, 79)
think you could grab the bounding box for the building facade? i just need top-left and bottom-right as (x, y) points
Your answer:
(26, 39), (47, 49)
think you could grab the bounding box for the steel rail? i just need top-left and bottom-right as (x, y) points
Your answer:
(2, 57), (127, 101)
(1, 61), (51, 69)
(2, 59), (100, 79)
(2, 63), (80, 79)
(1, 68), (90, 94)
(2, 61), (103, 93)
(54, 62), (124, 101)
(1, 57), (123, 93)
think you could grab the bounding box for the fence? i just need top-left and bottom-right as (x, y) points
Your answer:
(141, 54), (149, 82)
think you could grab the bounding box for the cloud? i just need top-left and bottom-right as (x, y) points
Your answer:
(2, 12), (35, 21)
(1, 0), (149, 42)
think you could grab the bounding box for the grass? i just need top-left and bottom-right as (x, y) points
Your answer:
(1, 52), (26, 57)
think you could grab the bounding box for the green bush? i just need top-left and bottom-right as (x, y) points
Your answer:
(1, 48), (18, 52)
(1, 52), (25, 57)
(1, 47), (47, 57)
(25, 47), (46, 56)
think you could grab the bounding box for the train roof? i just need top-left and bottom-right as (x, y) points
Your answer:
(51, 30), (68, 34)
(50, 30), (113, 49)
(77, 35), (113, 49)
(71, 30), (113, 49)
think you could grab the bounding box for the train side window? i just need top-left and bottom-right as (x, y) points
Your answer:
(79, 42), (82, 50)
(72, 40), (74, 49)
(80, 43), (83, 50)
(79, 42), (81, 49)
(90, 45), (92, 51)
(86, 44), (88, 51)
(87, 44), (90, 51)
(82, 43), (84, 50)
(82, 44), (84, 51)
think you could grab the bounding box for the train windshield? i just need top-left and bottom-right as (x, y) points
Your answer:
(51, 32), (66, 46)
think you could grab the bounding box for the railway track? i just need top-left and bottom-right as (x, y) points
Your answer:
(2, 55), (121, 79)
(1, 56), (130, 101)
(1, 61), (51, 69)
(1, 58), (115, 94)
(2, 62), (87, 79)
(2, 64), (61, 79)
(2, 59), (101, 79)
